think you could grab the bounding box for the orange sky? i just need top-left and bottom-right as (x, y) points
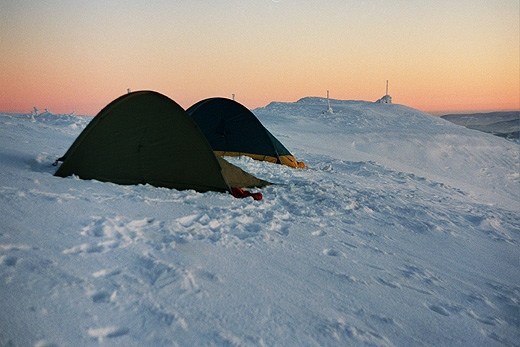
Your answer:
(1, 0), (518, 116)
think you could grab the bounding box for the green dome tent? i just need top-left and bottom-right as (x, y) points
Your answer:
(54, 91), (269, 196)
(187, 97), (305, 168)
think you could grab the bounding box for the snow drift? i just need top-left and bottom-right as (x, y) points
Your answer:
(0, 99), (518, 347)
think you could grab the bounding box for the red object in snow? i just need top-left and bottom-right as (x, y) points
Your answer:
(231, 187), (263, 201)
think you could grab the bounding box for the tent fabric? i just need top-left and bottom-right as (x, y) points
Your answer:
(187, 97), (305, 168)
(54, 91), (269, 193)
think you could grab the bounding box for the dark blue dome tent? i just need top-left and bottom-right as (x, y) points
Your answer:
(187, 97), (305, 168)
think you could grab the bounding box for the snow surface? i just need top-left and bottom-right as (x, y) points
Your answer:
(441, 111), (520, 139)
(1, 98), (519, 347)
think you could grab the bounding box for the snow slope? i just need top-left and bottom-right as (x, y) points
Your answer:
(0, 99), (519, 347)
(441, 111), (520, 139)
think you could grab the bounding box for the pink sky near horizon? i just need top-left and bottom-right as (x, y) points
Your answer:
(1, 0), (518, 116)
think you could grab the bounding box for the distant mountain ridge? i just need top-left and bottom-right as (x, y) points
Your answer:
(441, 111), (519, 139)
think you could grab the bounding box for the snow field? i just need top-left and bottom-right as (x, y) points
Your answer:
(0, 100), (519, 346)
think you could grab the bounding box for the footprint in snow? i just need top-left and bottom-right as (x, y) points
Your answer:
(91, 290), (116, 304)
(88, 326), (129, 341)
(377, 277), (401, 289)
(312, 230), (326, 236)
(62, 242), (106, 255)
(323, 248), (341, 257)
(92, 268), (122, 278)
(399, 265), (444, 288)
(427, 302), (463, 317)
(429, 304), (450, 316)
(1, 255), (18, 266)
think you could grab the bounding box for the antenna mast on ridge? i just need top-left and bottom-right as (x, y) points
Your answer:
(325, 90), (333, 114)
(375, 80), (392, 104)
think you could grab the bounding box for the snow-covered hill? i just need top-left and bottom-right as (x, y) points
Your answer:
(441, 111), (519, 139)
(1, 99), (518, 346)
